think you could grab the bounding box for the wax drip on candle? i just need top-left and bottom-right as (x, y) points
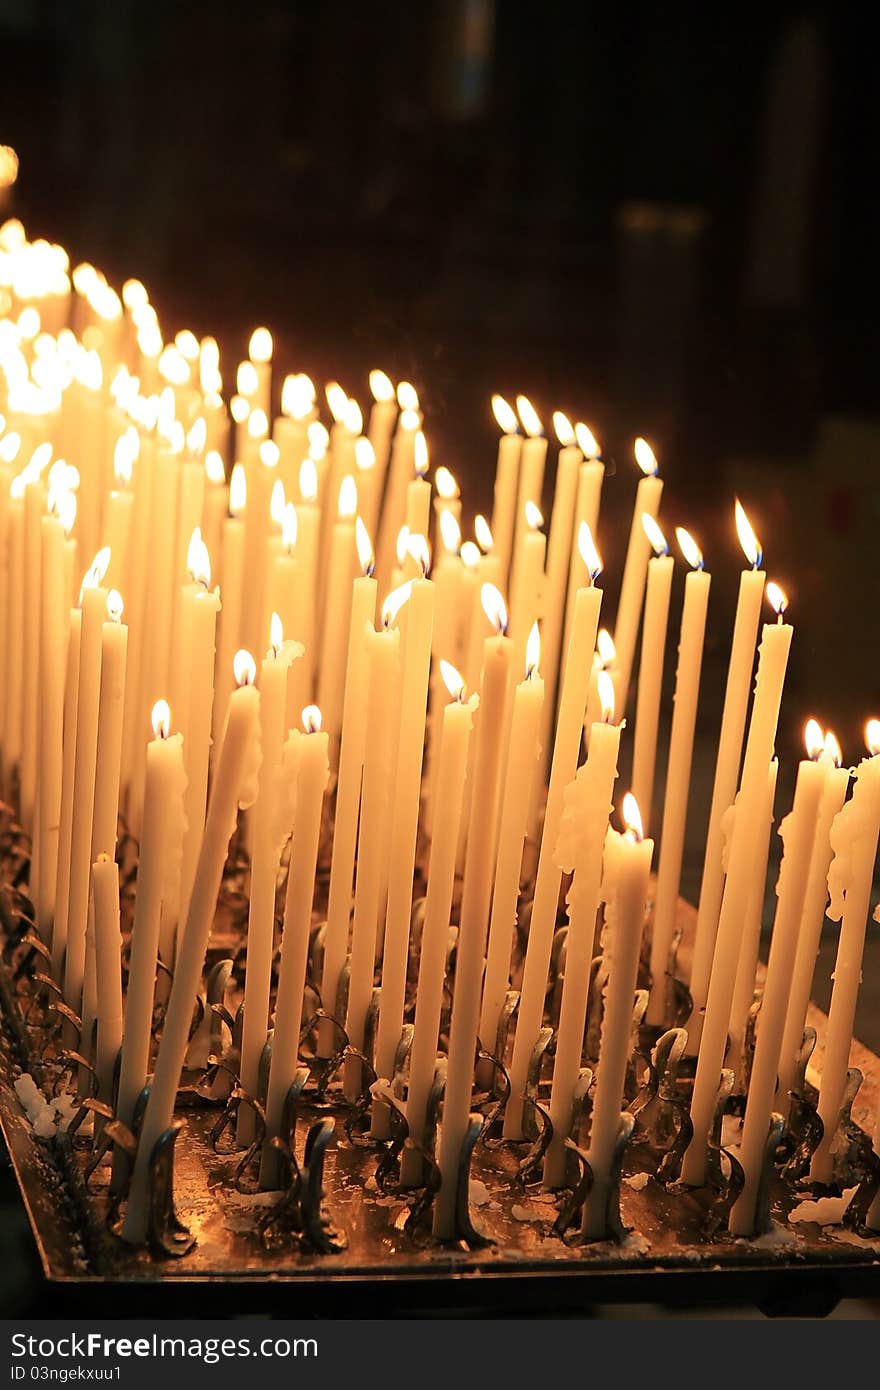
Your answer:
(369, 369), (395, 404)
(575, 421), (600, 458)
(634, 436), (659, 477)
(491, 394), (519, 435)
(828, 720), (880, 921)
(578, 521), (602, 583)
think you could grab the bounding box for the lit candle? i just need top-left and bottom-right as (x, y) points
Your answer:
(432, 465), (460, 563)
(201, 448), (227, 575)
(544, 672), (620, 1187)
(612, 437), (663, 717)
(489, 394), (522, 590)
(479, 623), (544, 1064)
(372, 554), (435, 1136)
(727, 758), (778, 1060)
(317, 474), (358, 751)
(682, 582), (792, 1186)
(729, 732), (828, 1234)
(631, 514), (673, 832)
(509, 501), (545, 677)
(261, 708), (330, 1181)
(505, 554), (603, 1138)
(51, 599), (81, 982)
(353, 436), (378, 553)
(777, 730), (848, 1112)
(434, 592), (513, 1236)
(274, 372), (315, 501)
(539, 412), (582, 757)
(687, 501), (766, 1052)
(375, 398), (419, 592)
(401, 664), (476, 1187)
(36, 496), (68, 938)
(809, 721), (880, 1182)
(92, 854), (123, 1107)
(510, 396), (546, 595)
(247, 327), (273, 418)
(287, 457), (321, 722)
(240, 424), (275, 653)
(581, 794), (652, 1237)
(20, 447), (48, 840)
(122, 650), (261, 1244)
(402, 434), (432, 576)
(212, 463), (246, 749)
(103, 429), (136, 593)
(365, 369), (397, 534)
(646, 526), (710, 1026)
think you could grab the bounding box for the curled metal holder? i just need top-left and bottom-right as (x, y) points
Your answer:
(554, 1111), (636, 1244)
(258, 1091), (347, 1255)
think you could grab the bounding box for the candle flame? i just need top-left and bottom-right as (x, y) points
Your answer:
(122, 278), (148, 311)
(414, 431), (429, 477)
(435, 465), (458, 500)
(382, 580), (414, 627)
(302, 704), (322, 733)
(675, 526), (704, 570)
(158, 345), (189, 388)
(58, 490), (77, 536)
(622, 792), (644, 841)
(248, 327), (272, 364)
(113, 429), (138, 486)
(596, 628), (616, 667)
(152, 699), (171, 739)
(578, 521), (602, 580)
(804, 718), (824, 760)
(308, 420), (329, 457)
(175, 329), (200, 363)
(369, 368), (394, 403)
(440, 659), (466, 701)
(237, 360), (258, 397)
(82, 546), (111, 594)
(299, 456), (318, 503)
(325, 381), (348, 424)
(552, 410), (575, 446)
(439, 510), (462, 555)
(343, 397), (363, 436)
(460, 540), (480, 569)
(338, 474), (358, 518)
(407, 532), (431, 577)
(186, 417), (207, 456)
(106, 589), (124, 623)
(526, 621), (541, 678)
(397, 381), (419, 412)
(598, 669), (615, 723)
(247, 407), (268, 440)
(230, 394), (250, 425)
(634, 437), (659, 476)
(524, 499), (544, 530)
(229, 462), (247, 516)
(866, 720), (880, 757)
(824, 731), (842, 767)
(734, 498), (762, 569)
(491, 393), (519, 435)
(474, 514), (493, 552)
(187, 528), (211, 586)
(0, 431), (21, 464)
(282, 501), (298, 553)
(259, 442), (280, 474)
(269, 478), (286, 526)
(356, 516), (374, 576)
(270, 611), (283, 653)
(205, 450), (225, 485)
(642, 512), (668, 556)
(575, 421), (600, 458)
(481, 582), (508, 635)
(396, 526), (411, 565)
(766, 580), (787, 617)
(399, 407), (420, 434)
(516, 394), (542, 438)
(137, 318), (162, 359)
(233, 649), (257, 687)
(281, 372), (315, 419)
(355, 436), (375, 471)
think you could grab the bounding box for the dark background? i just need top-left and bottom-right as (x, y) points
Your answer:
(1, 0), (879, 1314)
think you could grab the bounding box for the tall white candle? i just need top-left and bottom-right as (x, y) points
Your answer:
(318, 475), (358, 749)
(92, 854), (123, 1106)
(489, 394), (522, 590)
(212, 464), (246, 748)
(365, 369), (397, 536)
(727, 758), (778, 1059)
(510, 396), (546, 596)
(36, 505), (67, 938)
(631, 515), (673, 832)
(612, 438), (663, 717)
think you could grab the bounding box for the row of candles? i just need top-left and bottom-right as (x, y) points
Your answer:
(1, 216), (879, 1242)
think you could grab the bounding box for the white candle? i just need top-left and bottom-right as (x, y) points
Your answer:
(365, 369), (397, 536)
(730, 745), (827, 1234)
(612, 438), (663, 717)
(631, 515), (673, 832)
(51, 603), (81, 982)
(122, 651), (261, 1244)
(200, 449), (227, 578)
(375, 400), (418, 591)
(212, 463), (246, 749)
(582, 795), (652, 1237)
(727, 758), (778, 1058)
(92, 854), (123, 1106)
(434, 604), (513, 1236)
(687, 502), (765, 1051)
(545, 675), (620, 1188)
(20, 463), (45, 838)
(646, 528), (710, 1025)
(402, 667), (476, 1186)
(317, 474), (358, 749)
(509, 501), (546, 677)
(247, 327), (273, 418)
(682, 585), (792, 1186)
(539, 414), (584, 760)
(489, 395), (522, 590)
(510, 396), (546, 595)
(261, 710), (329, 1178)
(286, 458), (322, 723)
(36, 505), (67, 938)
(810, 724), (880, 1182)
(504, 576), (603, 1138)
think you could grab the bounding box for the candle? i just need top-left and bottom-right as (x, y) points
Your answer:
(777, 731), (848, 1112)
(353, 437), (378, 554)
(247, 327), (273, 418)
(505, 565), (603, 1138)
(489, 394), (521, 590)
(286, 457), (321, 722)
(612, 437), (663, 717)
(239, 618), (299, 1144)
(365, 369), (397, 534)
(631, 514), (673, 831)
(344, 609), (402, 1094)
(646, 527), (710, 1026)
(510, 396), (546, 595)
(509, 501), (545, 677)
(51, 602), (81, 981)
(62, 548), (110, 1015)
(35, 501), (68, 938)
(261, 708), (329, 1181)
(538, 413), (582, 759)
(729, 737), (827, 1234)
(201, 448), (227, 574)
(545, 673), (620, 1187)
(92, 854), (123, 1107)
(103, 429), (136, 593)
(432, 465), (460, 564)
(320, 523), (377, 1054)
(681, 583), (792, 1186)
(403, 433), (432, 569)
(212, 463), (246, 749)
(115, 702), (186, 1158)
(317, 474), (358, 750)
(582, 795), (652, 1237)
(727, 758), (778, 1061)
(687, 501), (765, 1052)
(372, 562), (434, 1136)
(479, 623), (544, 1064)
(402, 665), (476, 1186)
(122, 651), (261, 1244)
(809, 722), (880, 1182)
(375, 400), (419, 592)
(274, 373), (314, 501)
(20, 453), (46, 839)
(434, 597), (513, 1236)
